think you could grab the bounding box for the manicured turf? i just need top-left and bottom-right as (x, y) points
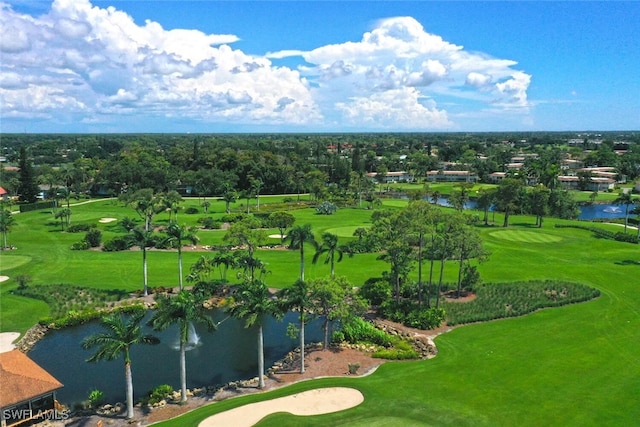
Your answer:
(488, 230), (563, 243)
(2, 198), (639, 425)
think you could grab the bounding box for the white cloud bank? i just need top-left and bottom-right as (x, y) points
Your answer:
(0, 2), (531, 131)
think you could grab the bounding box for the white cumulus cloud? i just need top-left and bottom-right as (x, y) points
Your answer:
(0, 4), (531, 131)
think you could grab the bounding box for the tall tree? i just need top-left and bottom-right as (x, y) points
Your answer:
(82, 310), (159, 419)
(17, 147), (39, 203)
(308, 276), (367, 350)
(165, 222), (199, 290)
(476, 188), (495, 226)
(312, 232), (345, 278)
(277, 280), (312, 373)
(286, 224), (318, 281)
(401, 200), (436, 306)
(226, 279), (281, 388)
(615, 192), (636, 234)
(129, 227), (155, 296)
(268, 211), (295, 245)
(149, 291), (216, 402)
(0, 209), (16, 249)
(494, 178), (524, 227)
(529, 185), (551, 228)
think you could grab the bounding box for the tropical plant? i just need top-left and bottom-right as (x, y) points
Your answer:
(614, 191), (636, 234)
(81, 310), (159, 419)
(277, 279), (312, 373)
(226, 279), (281, 388)
(286, 224), (318, 281)
(149, 290), (216, 402)
(268, 211), (295, 245)
(312, 232), (346, 278)
(129, 227), (155, 296)
(165, 222), (199, 290)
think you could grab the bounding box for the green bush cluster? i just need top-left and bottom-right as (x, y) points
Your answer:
(184, 206), (199, 214)
(372, 339), (419, 360)
(379, 300), (446, 330)
(555, 224), (639, 244)
(18, 201), (55, 213)
(316, 201), (338, 215)
(67, 223), (92, 233)
(142, 384), (174, 405)
(443, 280), (601, 326)
(339, 316), (394, 347)
(102, 236), (133, 251)
(40, 304), (145, 329)
(13, 284), (129, 319)
(198, 217), (221, 229)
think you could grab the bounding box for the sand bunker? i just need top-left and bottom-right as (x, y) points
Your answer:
(0, 332), (20, 353)
(199, 387), (364, 427)
(268, 234), (286, 239)
(0, 276), (9, 283)
(99, 217), (117, 223)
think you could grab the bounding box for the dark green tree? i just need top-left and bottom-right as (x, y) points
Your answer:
(226, 279), (281, 388)
(82, 310), (159, 418)
(149, 291), (216, 402)
(17, 147), (39, 203)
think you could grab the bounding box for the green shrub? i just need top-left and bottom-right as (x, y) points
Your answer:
(85, 228), (102, 247)
(185, 206), (199, 214)
(71, 240), (90, 250)
(199, 217), (221, 229)
(147, 384), (173, 405)
(67, 223), (91, 233)
(102, 236), (132, 251)
(443, 280), (601, 326)
(316, 201), (337, 215)
(340, 316), (394, 347)
(359, 278), (391, 306)
(88, 389), (104, 408)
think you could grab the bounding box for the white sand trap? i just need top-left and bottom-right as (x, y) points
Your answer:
(0, 276), (9, 282)
(0, 332), (20, 353)
(199, 387), (364, 427)
(99, 217), (117, 223)
(268, 234), (286, 239)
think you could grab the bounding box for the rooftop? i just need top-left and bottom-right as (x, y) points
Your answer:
(0, 350), (63, 407)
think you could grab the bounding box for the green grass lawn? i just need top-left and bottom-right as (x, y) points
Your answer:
(1, 197), (639, 425)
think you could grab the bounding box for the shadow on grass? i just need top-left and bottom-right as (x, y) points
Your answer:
(615, 259), (640, 266)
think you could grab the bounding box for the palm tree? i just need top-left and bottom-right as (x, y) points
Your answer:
(312, 232), (345, 278)
(286, 224), (317, 281)
(129, 227), (154, 296)
(277, 280), (312, 373)
(82, 310), (159, 419)
(165, 222), (199, 290)
(149, 291), (216, 402)
(226, 279), (281, 388)
(615, 192), (635, 234)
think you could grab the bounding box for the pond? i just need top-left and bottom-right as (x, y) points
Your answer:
(429, 197), (634, 221)
(29, 310), (327, 405)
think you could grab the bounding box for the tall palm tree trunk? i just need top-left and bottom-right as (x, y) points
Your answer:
(257, 324), (265, 388)
(299, 246), (305, 281)
(436, 258), (446, 308)
(180, 342), (187, 402)
(142, 248), (148, 296)
(125, 362), (134, 418)
(323, 317), (330, 350)
(417, 235), (423, 306)
(178, 248), (184, 290)
(300, 316), (305, 374)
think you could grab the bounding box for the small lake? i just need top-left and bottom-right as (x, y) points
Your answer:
(577, 204), (637, 221)
(29, 311), (326, 405)
(429, 196), (633, 221)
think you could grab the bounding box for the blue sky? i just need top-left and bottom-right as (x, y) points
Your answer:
(1, 1), (638, 133)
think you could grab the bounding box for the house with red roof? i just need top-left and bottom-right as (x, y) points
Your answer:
(0, 350), (64, 426)
(0, 187), (8, 202)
